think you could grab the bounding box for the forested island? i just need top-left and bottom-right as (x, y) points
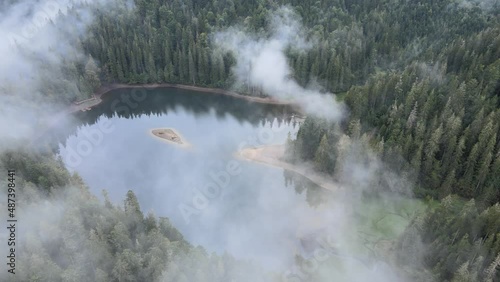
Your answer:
(1, 0), (500, 281)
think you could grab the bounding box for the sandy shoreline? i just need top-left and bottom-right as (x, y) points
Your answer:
(68, 83), (298, 113)
(67, 83), (300, 113)
(149, 128), (191, 148)
(236, 144), (341, 192)
(32, 83), (302, 147)
(106, 83), (295, 104)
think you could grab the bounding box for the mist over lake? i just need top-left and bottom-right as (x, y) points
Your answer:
(56, 88), (419, 276)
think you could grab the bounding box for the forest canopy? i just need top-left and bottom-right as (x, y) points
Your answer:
(1, 0), (499, 281)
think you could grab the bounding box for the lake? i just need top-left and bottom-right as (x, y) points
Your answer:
(57, 87), (420, 279)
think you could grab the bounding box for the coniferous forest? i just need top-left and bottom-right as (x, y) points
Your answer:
(2, 0), (500, 281)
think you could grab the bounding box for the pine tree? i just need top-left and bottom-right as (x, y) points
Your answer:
(460, 143), (480, 197)
(475, 133), (497, 191)
(125, 190), (143, 219)
(84, 56), (101, 91)
(314, 134), (334, 173)
(406, 102), (418, 129)
(188, 49), (196, 85)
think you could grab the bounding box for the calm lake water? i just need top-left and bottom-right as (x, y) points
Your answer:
(57, 88), (328, 267)
(57, 87), (418, 277)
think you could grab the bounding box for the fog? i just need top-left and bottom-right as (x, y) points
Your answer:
(0, 0), (116, 147)
(210, 6), (418, 281)
(0, 2), (421, 282)
(455, 0), (499, 11)
(214, 6), (346, 122)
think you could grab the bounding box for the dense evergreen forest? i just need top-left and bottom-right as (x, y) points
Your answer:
(2, 0), (500, 281)
(81, 0), (500, 280)
(0, 150), (275, 281)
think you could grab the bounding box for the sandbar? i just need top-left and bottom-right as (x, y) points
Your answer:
(149, 128), (190, 148)
(236, 144), (341, 192)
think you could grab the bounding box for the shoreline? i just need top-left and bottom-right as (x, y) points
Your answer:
(32, 83), (303, 147)
(236, 144), (341, 192)
(69, 83), (299, 113)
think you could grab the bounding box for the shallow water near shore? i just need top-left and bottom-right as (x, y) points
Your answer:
(57, 87), (423, 274)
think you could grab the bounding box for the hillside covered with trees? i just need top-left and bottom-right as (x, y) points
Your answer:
(2, 0), (500, 281)
(0, 150), (274, 282)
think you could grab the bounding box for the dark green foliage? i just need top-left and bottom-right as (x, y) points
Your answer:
(0, 149), (71, 192)
(0, 149), (273, 282)
(290, 23), (500, 202)
(84, 0), (497, 93)
(341, 30), (500, 202)
(295, 118), (327, 161)
(4, 0), (500, 280)
(398, 196), (500, 282)
(272, 3), (500, 280)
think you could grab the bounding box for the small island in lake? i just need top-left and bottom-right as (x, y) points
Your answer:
(150, 128), (190, 147)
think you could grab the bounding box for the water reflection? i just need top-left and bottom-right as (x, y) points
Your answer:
(283, 170), (333, 207)
(56, 88), (334, 270)
(83, 87), (298, 127)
